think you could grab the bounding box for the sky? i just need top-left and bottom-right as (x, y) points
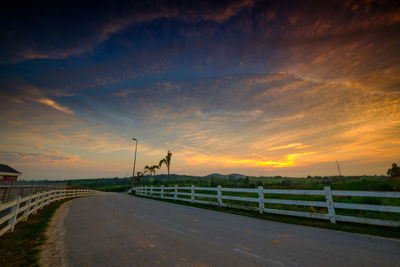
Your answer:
(1, 0), (400, 179)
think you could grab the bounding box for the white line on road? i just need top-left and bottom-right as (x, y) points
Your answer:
(233, 248), (285, 266)
(164, 225), (184, 234)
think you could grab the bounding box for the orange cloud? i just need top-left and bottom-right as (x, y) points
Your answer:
(38, 98), (73, 114)
(268, 143), (304, 151)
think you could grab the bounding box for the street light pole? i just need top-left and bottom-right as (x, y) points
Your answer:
(131, 138), (138, 190)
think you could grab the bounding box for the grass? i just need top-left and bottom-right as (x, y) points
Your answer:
(92, 184), (131, 192)
(0, 198), (73, 267)
(130, 193), (400, 239)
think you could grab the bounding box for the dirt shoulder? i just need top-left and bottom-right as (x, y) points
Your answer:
(39, 199), (75, 267)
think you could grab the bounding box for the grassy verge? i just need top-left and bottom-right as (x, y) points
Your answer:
(0, 198), (73, 267)
(130, 194), (400, 239)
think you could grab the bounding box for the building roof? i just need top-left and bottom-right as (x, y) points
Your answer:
(0, 164), (22, 175)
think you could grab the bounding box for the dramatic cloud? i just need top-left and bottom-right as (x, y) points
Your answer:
(0, 0), (399, 178)
(0, 0), (255, 63)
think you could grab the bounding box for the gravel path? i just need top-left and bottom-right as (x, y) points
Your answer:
(39, 199), (74, 267)
(51, 193), (400, 267)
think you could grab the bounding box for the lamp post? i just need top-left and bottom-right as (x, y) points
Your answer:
(131, 138), (138, 190)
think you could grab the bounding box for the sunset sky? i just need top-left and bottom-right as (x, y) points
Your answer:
(1, 0), (399, 179)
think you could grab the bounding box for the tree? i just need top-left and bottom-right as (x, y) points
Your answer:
(136, 171), (144, 185)
(210, 176), (215, 187)
(387, 163), (400, 177)
(159, 150), (172, 185)
(144, 165), (159, 184)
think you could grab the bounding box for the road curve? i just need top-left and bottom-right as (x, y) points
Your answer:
(62, 193), (400, 267)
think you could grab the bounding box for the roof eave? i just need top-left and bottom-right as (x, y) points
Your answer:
(0, 172), (22, 176)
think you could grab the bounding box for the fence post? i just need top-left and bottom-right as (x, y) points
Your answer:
(2, 186), (8, 203)
(217, 185), (222, 208)
(258, 186), (264, 214)
(151, 186), (153, 197)
(174, 185), (178, 200)
(191, 185), (195, 204)
(43, 192), (47, 206)
(8, 195), (21, 232)
(161, 185), (164, 198)
(324, 186), (336, 223)
(23, 194), (33, 222)
(39, 191), (47, 208)
(20, 184), (24, 197)
(33, 193), (39, 214)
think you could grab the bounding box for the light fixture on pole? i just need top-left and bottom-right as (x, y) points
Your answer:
(131, 138), (138, 190)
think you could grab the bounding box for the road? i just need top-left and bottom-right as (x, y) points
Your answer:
(62, 193), (400, 267)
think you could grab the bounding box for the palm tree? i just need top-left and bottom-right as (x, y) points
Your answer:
(144, 165), (159, 185)
(159, 151), (172, 185)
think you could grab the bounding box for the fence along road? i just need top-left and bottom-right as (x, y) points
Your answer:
(0, 189), (98, 237)
(134, 185), (400, 227)
(62, 193), (400, 267)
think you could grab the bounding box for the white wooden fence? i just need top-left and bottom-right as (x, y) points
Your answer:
(0, 189), (97, 237)
(134, 185), (400, 227)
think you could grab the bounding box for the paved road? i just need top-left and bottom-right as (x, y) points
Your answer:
(63, 193), (400, 267)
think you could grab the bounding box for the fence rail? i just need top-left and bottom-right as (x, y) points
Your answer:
(1, 184), (66, 203)
(133, 185), (400, 228)
(0, 189), (98, 237)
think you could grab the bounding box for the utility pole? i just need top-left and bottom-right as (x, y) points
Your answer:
(336, 160), (342, 177)
(131, 138), (138, 190)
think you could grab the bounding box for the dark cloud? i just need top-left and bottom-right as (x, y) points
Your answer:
(0, 0), (255, 63)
